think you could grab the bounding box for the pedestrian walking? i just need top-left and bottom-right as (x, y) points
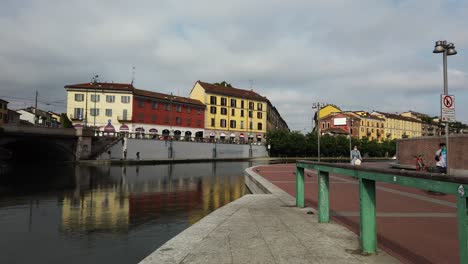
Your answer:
(136, 152), (140, 160)
(351, 146), (362, 165)
(123, 149), (127, 160)
(435, 143), (447, 174)
(107, 150), (111, 159)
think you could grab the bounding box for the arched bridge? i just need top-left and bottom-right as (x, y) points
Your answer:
(0, 125), (94, 162)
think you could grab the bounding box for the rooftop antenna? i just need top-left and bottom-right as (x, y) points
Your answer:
(131, 66), (135, 84)
(249, 79), (254, 89)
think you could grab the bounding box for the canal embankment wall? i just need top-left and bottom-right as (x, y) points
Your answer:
(96, 138), (268, 160)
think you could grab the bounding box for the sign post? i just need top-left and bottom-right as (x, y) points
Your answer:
(441, 94), (455, 175)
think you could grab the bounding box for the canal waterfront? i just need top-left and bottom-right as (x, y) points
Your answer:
(0, 161), (268, 264)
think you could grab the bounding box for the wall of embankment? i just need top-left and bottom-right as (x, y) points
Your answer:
(397, 135), (468, 176)
(97, 138), (268, 160)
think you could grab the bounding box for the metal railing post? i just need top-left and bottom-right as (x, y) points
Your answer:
(359, 178), (377, 254)
(318, 170), (330, 223)
(456, 193), (468, 264)
(296, 166), (305, 208)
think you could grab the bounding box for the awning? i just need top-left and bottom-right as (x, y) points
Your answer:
(185, 131), (192, 135)
(230, 133), (235, 138)
(162, 129), (170, 135)
(174, 130), (182, 135)
(220, 132), (226, 137)
(119, 124), (129, 131)
(135, 127), (145, 133)
(209, 132), (215, 137)
(257, 134), (262, 138)
(149, 128), (158, 134)
(73, 124), (83, 128)
(104, 124), (115, 132)
(248, 134), (254, 138)
(239, 133), (245, 138)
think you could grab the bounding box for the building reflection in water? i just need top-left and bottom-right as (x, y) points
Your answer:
(60, 162), (246, 233)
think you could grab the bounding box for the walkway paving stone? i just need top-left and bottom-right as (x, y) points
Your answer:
(139, 167), (399, 264)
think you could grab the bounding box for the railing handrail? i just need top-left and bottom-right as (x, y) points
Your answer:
(294, 160), (468, 263)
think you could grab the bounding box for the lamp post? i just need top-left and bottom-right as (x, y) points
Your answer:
(433, 40), (457, 174)
(348, 118), (353, 161)
(312, 102), (326, 162)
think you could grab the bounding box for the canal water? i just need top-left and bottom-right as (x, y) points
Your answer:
(0, 161), (268, 264)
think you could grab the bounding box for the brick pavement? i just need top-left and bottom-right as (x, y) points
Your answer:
(254, 162), (459, 264)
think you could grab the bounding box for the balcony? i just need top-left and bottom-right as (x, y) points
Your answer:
(117, 116), (132, 122)
(69, 114), (83, 121)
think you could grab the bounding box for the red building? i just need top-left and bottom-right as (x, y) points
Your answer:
(132, 89), (206, 140)
(320, 112), (361, 138)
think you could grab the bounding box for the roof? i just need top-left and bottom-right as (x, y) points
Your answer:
(322, 127), (349, 135)
(196, 81), (267, 102)
(133, 89), (205, 107)
(373, 111), (422, 123)
(64, 82), (134, 91)
(0, 98), (8, 104)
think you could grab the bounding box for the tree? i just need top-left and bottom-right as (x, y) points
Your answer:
(214, 81), (232, 87)
(61, 113), (73, 128)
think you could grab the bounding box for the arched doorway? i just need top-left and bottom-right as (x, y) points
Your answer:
(174, 130), (182, 140)
(195, 131), (203, 142)
(162, 129), (170, 140)
(184, 131), (192, 141)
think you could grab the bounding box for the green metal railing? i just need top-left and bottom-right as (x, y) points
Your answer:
(295, 161), (468, 263)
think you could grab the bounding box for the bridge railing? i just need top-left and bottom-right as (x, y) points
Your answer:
(295, 161), (468, 263)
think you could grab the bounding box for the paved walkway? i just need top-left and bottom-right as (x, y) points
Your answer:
(140, 167), (399, 264)
(254, 163), (459, 264)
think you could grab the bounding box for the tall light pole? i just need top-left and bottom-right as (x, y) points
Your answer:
(312, 102), (325, 162)
(348, 117), (353, 161)
(433, 40), (457, 174)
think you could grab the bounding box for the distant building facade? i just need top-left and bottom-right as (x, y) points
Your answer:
(190, 81), (268, 142)
(0, 99), (8, 125)
(371, 111), (422, 139)
(266, 99), (289, 132)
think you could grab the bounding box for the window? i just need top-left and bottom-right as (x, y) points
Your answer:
(90, 108), (99, 116)
(75, 94), (84, 102)
(210, 96), (217, 105)
(241, 110), (244, 117)
(121, 96), (130, 103)
(106, 95), (115, 103)
(322, 122), (325, 129)
(138, 113), (143, 121)
(138, 99), (144, 108)
(197, 120), (202, 127)
(164, 116), (169, 123)
(361, 127), (364, 132)
(257, 103), (262, 110)
(257, 112), (262, 119)
(211, 118), (215, 127)
(197, 108), (201, 114)
(176, 105), (182, 112)
(249, 102), (254, 110)
(257, 122), (263, 130)
(187, 106), (191, 113)
(230, 120), (236, 128)
(220, 119), (227, 127)
(221, 97), (227, 106)
(249, 121), (253, 130)
(240, 121), (244, 129)
(73, 108), (84, 119)
(210, 106), (217, 114)
(248, 111), (253, 118)
(164, 103), (171, 111)
(187, 118), (192, 125)
(105, 109), (112, 117)
(220, 108), (227, 115)
(152, 102), (158, 109)
(241, 100), (245, 109)
(231, 109), (235, 116)
(231, 99), (236, 107)
(176, 117), (182, 124)
(91, 94), (100, 102)
(151, 115), (156, 122)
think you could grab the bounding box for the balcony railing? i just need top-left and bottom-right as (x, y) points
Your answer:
(117, 116), (132, 122)
(69, 114), (83, 121)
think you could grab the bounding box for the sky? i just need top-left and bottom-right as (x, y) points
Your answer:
(1, 0), (467, 132)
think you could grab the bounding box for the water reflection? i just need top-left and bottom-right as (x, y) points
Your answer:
(0, 161), (262, 264)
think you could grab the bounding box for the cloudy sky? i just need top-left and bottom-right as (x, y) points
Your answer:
(1, 0), (467, 132)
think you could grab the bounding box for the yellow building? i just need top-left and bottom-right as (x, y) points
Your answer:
(353, 111), (385, 141)
(189, 81), (267, 141)
(371, 111), (422, 139)
(64, 82), (134, 128)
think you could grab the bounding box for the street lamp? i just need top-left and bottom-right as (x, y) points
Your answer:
(312, 102), (326, 162)
(433, 40), (457, 174)
(348, 118), (354, 161)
